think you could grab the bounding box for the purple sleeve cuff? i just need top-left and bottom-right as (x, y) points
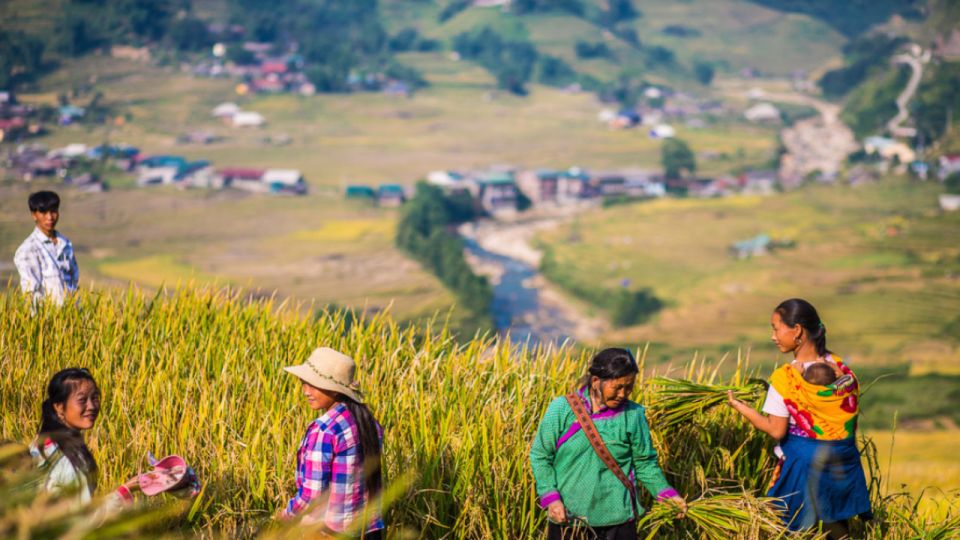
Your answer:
(539, 491), (561, 509)
(656, 488), (679, 501)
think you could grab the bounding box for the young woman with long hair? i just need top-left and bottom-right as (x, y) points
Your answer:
(728, 299), (872, 539)
(281, 347), (384, 539)
(31, 368), (139, 510)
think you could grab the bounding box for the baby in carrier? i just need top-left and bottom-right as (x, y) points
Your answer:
(803, 363), (838, 386)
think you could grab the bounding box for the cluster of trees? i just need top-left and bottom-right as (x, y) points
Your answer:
(0, 31), (45, 89)
(840, 66), (908, 138)
(3, 0), (207, 86)
(574, 41), (613, 60)
(818, 34), (908, 99)
(395, 183), (491, 323)
(661, 138), (696, 180)
(540, 248), (663, 327)
(744, 0), (922, 37)
(388, 28), (442, 53)
(912, 62), (960, 144)
(453, 27), (539, 95)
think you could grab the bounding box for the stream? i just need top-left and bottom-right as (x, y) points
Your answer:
(460, 220), (604, 348)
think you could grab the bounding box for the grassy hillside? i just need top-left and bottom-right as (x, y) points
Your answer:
(535, 178), (960, 372)
(382, 0), (846, 80)
(1, 286), (958, 538)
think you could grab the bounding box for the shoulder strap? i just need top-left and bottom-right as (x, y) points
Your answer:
(565, 393), (639, 521)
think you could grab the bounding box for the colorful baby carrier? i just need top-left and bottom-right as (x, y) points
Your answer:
(766, 356), (872, 530)
(768, 356), (859, 440)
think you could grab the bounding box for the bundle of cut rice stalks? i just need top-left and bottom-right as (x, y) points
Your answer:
(638, 492), (794, 539)
(648, 377), (766, 430)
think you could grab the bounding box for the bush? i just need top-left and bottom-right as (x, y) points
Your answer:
(453, 28), (539, 95)
(945, 173), (960, 195)
(396, 183), (491, 320)
(574, 40), (613, 60)
(537, 55), (578, 87)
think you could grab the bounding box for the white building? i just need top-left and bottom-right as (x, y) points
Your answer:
(231, 111), (265, 127)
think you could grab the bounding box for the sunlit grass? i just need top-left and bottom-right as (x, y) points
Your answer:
(1, 286), (956, 538)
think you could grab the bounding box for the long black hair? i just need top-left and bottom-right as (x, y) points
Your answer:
(580, 347), (640, 387)
(37, 368), (98, 488)
(340, 398), (383, 497)
(775, 298), (831, 357)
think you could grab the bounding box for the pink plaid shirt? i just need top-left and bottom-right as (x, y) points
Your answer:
(284, 403), (384, 533)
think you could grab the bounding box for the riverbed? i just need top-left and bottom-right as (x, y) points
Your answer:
(460, 218), (606, 347)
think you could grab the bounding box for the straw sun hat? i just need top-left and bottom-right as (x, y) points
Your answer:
(283, 347), (364, 403)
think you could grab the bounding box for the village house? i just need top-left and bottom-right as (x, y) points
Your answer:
(427, 170), (468, 189)
(231, 111), (265, 128)
(345, 185), (377, 201)
(263, 169), (307, 195)
(729, 234), (772, 259)
(557, 167), (597, 203)
(938, 154), (960, 180)
(591, 172), (629, 197)
(476, 171), (519, 213)
(516, 169), (561, 204)
(739, 169), (778, 195)
(0, 117), (26, 142)
(619, 169), (666, 198)
(744, 102), (781, 123)
(217, 167), (266, 192)
(377, 184), (406, 207)
(935, 29), (960, 61)
(864, 136), (915, 164)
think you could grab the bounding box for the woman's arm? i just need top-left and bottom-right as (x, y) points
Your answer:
(727, 391), (788, 439)
(282, 426), (331, 518)
(632, 408), (687, 517)
(529, 399), (565, 523)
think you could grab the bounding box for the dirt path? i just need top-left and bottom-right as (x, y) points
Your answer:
(764, 90), (859, 187)
(888, 44), (931, 138)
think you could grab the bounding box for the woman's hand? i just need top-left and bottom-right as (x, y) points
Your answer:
(123, 475), (141, 492)
(546, 500), (567, 524)
(727, 390), (741, 410)
(667, 495), (687, 518)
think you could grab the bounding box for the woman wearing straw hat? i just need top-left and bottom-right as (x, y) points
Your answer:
(280, 347), (385, 539)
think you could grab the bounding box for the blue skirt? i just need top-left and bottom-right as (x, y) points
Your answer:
(767, 435), (873, 530)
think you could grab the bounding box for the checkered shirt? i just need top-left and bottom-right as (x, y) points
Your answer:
(284, 403), (385, 533)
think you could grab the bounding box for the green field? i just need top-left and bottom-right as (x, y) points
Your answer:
(535, 179), (960, 373)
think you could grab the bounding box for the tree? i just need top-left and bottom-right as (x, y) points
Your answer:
(169, 17), (212, 51)
(694, 61), (714, 86)
(662, 138), (696, 179)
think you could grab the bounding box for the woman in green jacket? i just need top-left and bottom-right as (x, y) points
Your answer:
(530, 348), (686, 540)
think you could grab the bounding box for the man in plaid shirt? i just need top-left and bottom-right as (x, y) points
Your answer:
(14, 191), (79, 305)
(283, 401), (385, 535)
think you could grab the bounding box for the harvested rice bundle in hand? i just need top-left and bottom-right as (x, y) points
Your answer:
(648, 378), (766, 430)
(637, 492), (785, 539)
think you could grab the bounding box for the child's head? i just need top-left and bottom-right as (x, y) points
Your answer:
(40, 368), (100, 434)
(27, 191), (61, 235)
(38, 368), (100, 477)
(803, 363), (837, 386)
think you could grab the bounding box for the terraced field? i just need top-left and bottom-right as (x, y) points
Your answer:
(535, 179), (960, 372)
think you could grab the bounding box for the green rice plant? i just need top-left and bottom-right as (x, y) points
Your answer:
(0, 285), (957, 539)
